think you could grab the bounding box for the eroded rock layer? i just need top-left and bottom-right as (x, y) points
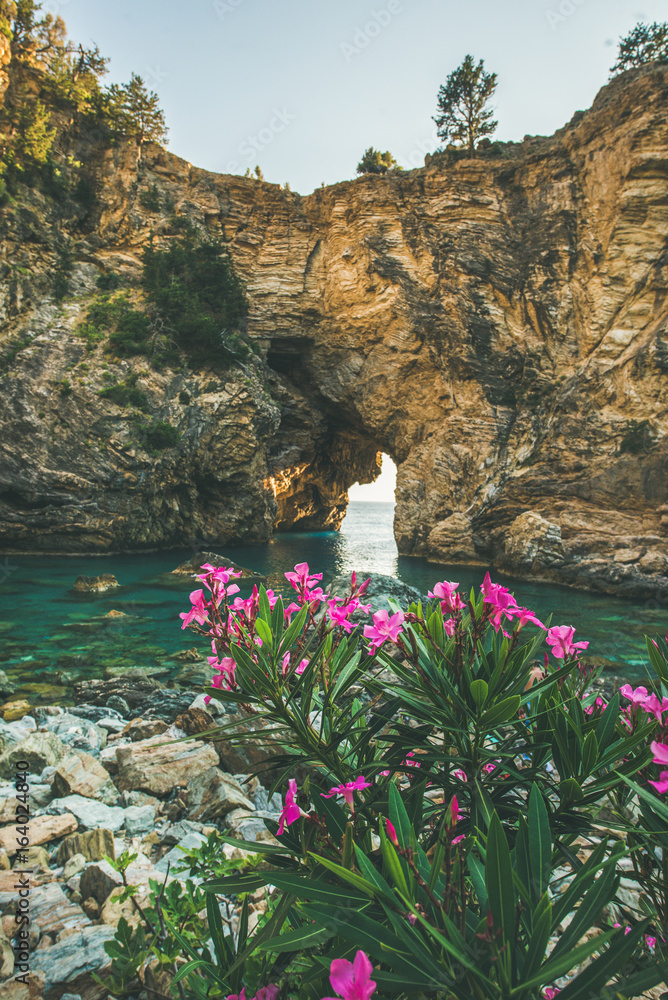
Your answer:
(1, 65), (668, 597)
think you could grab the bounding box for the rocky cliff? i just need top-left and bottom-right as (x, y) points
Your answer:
(1, 64), (667, 599)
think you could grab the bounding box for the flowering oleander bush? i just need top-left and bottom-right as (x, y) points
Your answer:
(109, 563), (668, 999)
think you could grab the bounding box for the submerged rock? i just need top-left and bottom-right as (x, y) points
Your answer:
(72, 575), (120, 594)
(328, 572), (422, 615)
(169, 552), (265, 582)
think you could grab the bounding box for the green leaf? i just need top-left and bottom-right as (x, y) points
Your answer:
(549, 865), (619, 961)
(206, 895), (232, 969)
(523, 892), (552, 981)
(646, 635), (668, 682)
(310, 854), (377, 898)
(511, 928), (616, 996)
(481, 694), (521, 729)
(485, 812), (515, 967)
(551, 921), (651, 1000)
(254, 617), (273, 648)
(330, 650), (363, 702)
(389, 782), (411, 849)
(594, 692), (619, 748)
(271, 870), (371, 904)
(528, 785), (551, 901)
(204, 874), (268, 894)
(467, 854), (488, 912)
(471, 678), (488, 710)
(379, 827), (410, 898)
(559, 777), (584, 804)
(258, 922), (334, 953)
(580, 730), (599, 776)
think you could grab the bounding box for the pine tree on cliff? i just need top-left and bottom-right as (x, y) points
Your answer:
(433, 55), (497, 154)
(611, 21), (668, 75)
(106, 73), (168, 149)
(356, 147), (401, 174)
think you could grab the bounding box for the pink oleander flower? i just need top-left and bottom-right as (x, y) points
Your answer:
(481, 572), (519, 629)
(444, 617), (455, 637)
(428, 580), (465, 613)
(277, 778), (306, 835)
(363, 609), (405, 652)
(450, 795), (459, 825)
(321, 775), (372, 809)
(507, 606), (546, 630)
(649, 770), (668, 793)
(545, 625), (589, 659)
(385, 818), (399, 846)
(226, 987), (279, 1000)
(453, 769), (467, 782)
(651, 741), (668, 766)
(482, 761), (499, 774)
(642, 692), (668, 723)
(198, 564), (241, 597)
(543, 989), (560, 999)
(620, 684), (650, 705)
(327, 596), (370, 632)
(281, 652), (309, 677)
(403, 751), (421, 769)
(322, 950), (376, 1000)
(379, 769), (390, 777)
(209, 655), (236, 691)
(179, 589), (211, 629)
(284, 563), (327, 606)
(646, 935), (657, 950)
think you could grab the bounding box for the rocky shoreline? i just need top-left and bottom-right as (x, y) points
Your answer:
(0, 678), (284, 1000)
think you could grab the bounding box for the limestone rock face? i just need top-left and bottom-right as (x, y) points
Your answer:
(1, 66), (668, 598)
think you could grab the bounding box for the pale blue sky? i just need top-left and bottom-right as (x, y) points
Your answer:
(59, 0), (664, 194)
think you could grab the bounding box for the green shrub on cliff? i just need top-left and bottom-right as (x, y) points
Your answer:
(142, 236), (249, 362)
(356, 147), (401, 175)
(98, 373), (150, 412)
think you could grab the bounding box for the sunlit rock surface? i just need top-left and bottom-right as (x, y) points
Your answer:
(0, 65), (667, 597)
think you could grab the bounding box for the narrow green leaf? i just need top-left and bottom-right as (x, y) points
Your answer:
(551, 922), (650, 1000)
(485, 812), (515, 962)
(471, 678), (488, 710)
(206, 895), (232, 969)
(528, 785), (551, 901)
(254, 617), (273, 648)
(310, 854), (377, 899)
(258, 922), (334, 953)
(481, 694), (521, 729)
(389, 782), (411, 849)
(580, 730), (599, 776)
(523, 892), (552, 981)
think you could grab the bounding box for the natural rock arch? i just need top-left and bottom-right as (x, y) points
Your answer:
(0, 65), (667, 600)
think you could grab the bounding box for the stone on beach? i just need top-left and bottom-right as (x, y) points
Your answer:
(115, 730), (219, 795)
(52, 749), (118, 804)
(0, 813), (77, 853)
(0, 731), (67, 778)
(46, 795), (125, 832)
(56, 827), (116, 865)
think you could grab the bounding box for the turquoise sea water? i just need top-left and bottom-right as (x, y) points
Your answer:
(0, 501), (663, 706)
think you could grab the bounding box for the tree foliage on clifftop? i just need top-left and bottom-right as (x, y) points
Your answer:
(611, 21), (668, 75)
(434, 54), (497, 153)
(0, 0), (168, 191)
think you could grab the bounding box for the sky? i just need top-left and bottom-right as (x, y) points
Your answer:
(349, 455), (397, 503)
(58, 0), (665, 195)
